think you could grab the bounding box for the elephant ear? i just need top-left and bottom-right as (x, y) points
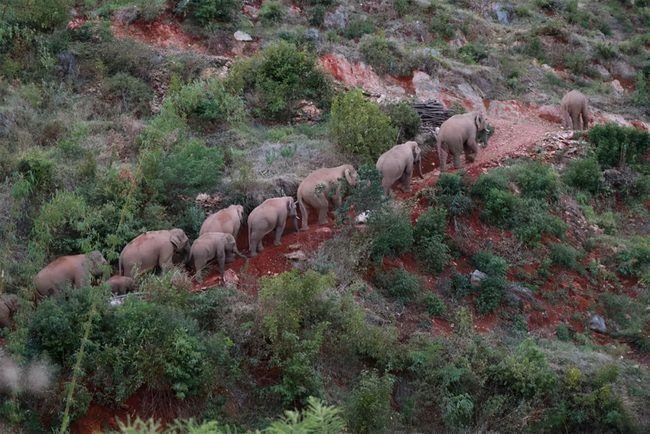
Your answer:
(474, 112), (486, 131)
(237, 205), (244, 222)
(170, 229), (187, 249)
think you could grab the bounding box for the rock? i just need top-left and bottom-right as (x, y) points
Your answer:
(492, 3), (510, 25)
(324, 6), (348, 30)
(305, 28), (320, 42)
(114, 6), (139, 24)
(589, 314), (607, 333)
(223, 269), (239, 288)
(593, 64), (611, 81)
(470, 270), (488, 287)
(412, 71), (440, 102)
(57, 52), (77, 80)
(610, 79), (624, 94)
(538, 104), (563, 124)
(610, 60), (635, 81)
(293, 100), (322, 123)
(285, 251), (307, 261)
(355, 211), (370, 224)
(234, 30), (253, 42)
(507, 284), (535, 302)
(456, 82), (484, 110)
(414, 0), (432, 7)
(603, 168), (639, 190)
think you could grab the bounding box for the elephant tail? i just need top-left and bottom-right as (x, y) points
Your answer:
(297, 194), (308, 225)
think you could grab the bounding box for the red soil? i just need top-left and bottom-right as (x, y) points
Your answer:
(110, 14), (207, 54)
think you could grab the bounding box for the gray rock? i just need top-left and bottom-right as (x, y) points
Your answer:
(114, 6), (140, 24)
(589, 314), (607, 333)
(470, 270), (488, 287)
(492, 3), (510, 25)
(285, 250), (307, 261)
(413, 71), (440, 102)
(324, 6), (348, 30)
(305, 28), (320, 42)
(603, 168), (639, 190)
(610, 60), (635, 81)
(57, 52), (77, 80)
(593, 64), (611, 80)
(234, 30), (253, 42)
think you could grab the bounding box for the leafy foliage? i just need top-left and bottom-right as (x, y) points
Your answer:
(367, 203), (414, 261)
(563, 157), (604, 194)
(345, 371), (395, 434)
(384, 102), (421, 142)
(588, 123), (650, 168)
(374, 268), (421, 301)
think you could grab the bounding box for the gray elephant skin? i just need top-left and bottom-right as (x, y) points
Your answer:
(297, 164), (358, 229)
(437, 111), (488, 172)
(0, 293), (20, 328)
(247, 196), (298, 256)
(189, 232), (245, 276)
(376, 141), (423, 195)
(119, 228), (190, 277)
(34, 251), (108, 298)
(199, 204), (244, 238)
(107, 275), (136, 295)
(560, 90), (590, 130)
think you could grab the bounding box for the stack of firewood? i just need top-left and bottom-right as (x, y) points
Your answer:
(412, 100), (451, 129)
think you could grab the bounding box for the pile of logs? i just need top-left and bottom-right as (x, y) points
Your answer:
(412, 100), (451, 129)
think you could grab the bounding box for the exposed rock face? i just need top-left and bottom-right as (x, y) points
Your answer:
(589, 314), (607, 333)
(593, 64), (612, 80)
(470, 270), (488, 287)
(324, 6), (348, 30)
(610, 60), (636, 81)
(234, 31), (253, 42)
(538, 105), (563, 124)
(610, 79), (625, 94)
(603, 168), (639, 191)
(412, 71), (441, 102)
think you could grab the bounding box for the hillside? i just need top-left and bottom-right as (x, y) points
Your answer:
(0, 1), (649, 433)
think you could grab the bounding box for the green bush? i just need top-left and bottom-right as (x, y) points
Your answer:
(16, 149), (55, 195)
(458, 42), (489, 64)
(190, 0), (242, 24)
(600, 290), (649, 352)
(588, 123), (650, 168)
(555, 324), (572, 341)
(424, 293), (446, 317)
(472, 251), (508, 277)
(418, 235), (451, 274)
(6, 0), (73, 31)
(443, 393), (474, 429)
(434, 173), (473, 217)
(367, 203), (414, 261)
(509, 161), (560, 200)
(471, 170), (509, 200)
(169, 77), (244, 128)
(329, 89), (397, 162)
(549, 243), (582, 270)
(594, 42), (617, 60)
(345, 371), (395, 434)
(374, 268), (421, 301)
(308, 5), (326, 26)
(227, 41), (331, 121)
(475, 276), (507, 314)
(615, 237), (649, 282)
(563, 157), (604, 194)
(414, 207), (447, 244)
(481, 188), (519, 227)
(359, 35), (411, 76)
(430, 10), (455, 39)
(103, 73), (153, 116)
(338, 164), (387, 222)
(564, 52), (590, 76)
(385, 102), (421, 142)
(343, 15), (375, 39)
(259, 0), (285, 24)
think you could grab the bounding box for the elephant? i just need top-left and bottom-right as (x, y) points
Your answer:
(376, 141), (423, 196)
(199, 204), (245, 238)
(436, 111), (488, 172)
(189, 232), (245, 277)
(297, 164), (358, 230)
(247, 196), (298, 256)
(0, 294), (20, 328)
(119, 228), (190, 277)
(106, 275), (136, 295)
(34, 251), (108, 298)
(560, 90), (590, 130)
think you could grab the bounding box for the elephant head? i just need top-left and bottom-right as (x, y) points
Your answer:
(343, 165), (358, 187)
(409, 141), (423, 177)
(286, 197), (299, 231)
(234, 205), (245, 223)
(87, 251), (109, 277)
(473, 112), (489, 148)
(170, 228), (190, 262)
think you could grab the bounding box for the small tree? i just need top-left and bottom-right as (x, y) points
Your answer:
(329, 89), (397, 162)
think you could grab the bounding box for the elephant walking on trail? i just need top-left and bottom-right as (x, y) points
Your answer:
(560, 90), (590, 130)
(199, 204), (244, 238)
(437, 111), (488, 172)
(376, 141), (423, 196)
(189, 232), (245, 277)
(119, 229), (190, 277)
(34, 251), (108, 298)
(297, 165), (358, 230)
(247, 196), (298, 256)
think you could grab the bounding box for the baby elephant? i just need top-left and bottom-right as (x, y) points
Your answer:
(106, 275), (136, 295)
(437, 111), (488, 172)
(560, 90), (590, 130)
(34, 251), (108, 298)
(376, 141), (423, 196)
(248, 196), (299, 256)
(0, 294), (20, 328)
(119, 228), (190, 277)
(189, 232), (245, 276)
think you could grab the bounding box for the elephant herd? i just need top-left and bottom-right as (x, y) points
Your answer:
(0, 90), (590, 328)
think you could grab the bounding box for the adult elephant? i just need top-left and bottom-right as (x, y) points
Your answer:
(199, 204), (244, 238)
(189, 232), (245, 276)
(437, 111), (488, 172)
(247, 196), (298, 256)
(560, 90), (590, 130)
(34, 251), (108, 298)
(119, 228), (190, 277)
(0, 294), (20, 328)
(376, 141), (423, 196)
(297, 164), (358, 230)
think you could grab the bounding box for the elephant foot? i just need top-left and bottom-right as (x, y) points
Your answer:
(250, 251), (257, 257)
(274, 241), (281, 246)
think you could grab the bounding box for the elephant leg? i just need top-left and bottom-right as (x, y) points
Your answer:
(258, 239), (264, 252)
(274, 221), (285, 246)
(217, 251), (225, 277)
(299, 198), (309, 230)
(401, 168), (412, 192)
(453, 153), (462, 169)
(438, 147), (447, 172)
(571, 113), (579, 130)
(317, 206), (328, 225)
(249, 237), (258, 257)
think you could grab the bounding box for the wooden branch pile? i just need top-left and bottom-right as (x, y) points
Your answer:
(412, 100), (451, 129)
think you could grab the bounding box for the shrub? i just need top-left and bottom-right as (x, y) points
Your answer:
(434, 173), (473, 217)
(509, 161), (560, 200)
(418, 235), (451, 274)
(367, 203), (414, 261)
(475, 276), (506, 314)
(564, 52), (590, 76)
(385, 102), (421, 142)
(343, 15), (375, 39)
(563, 157), (604, 194)
(600, 290), (649, 352)
(190, 0), (242, 24)
(471, 170), (509, 200)
(6, 0), (73, 31)
(458, 42), (489, 64)
(329, 89), (397, 162)
(359, 35), (411, 76)
(414, 207), (447, 244)
(594, 42), (617, 60)
(424, 293), (446, 317)
(472, 251), (508, 277)
(374, 268), (421, 301)
(308, 5), (326, 26)
(16, 149), (55, 194)
(443, 393), (474, 429)
(259, 0), (285, 24)
(555, 324), (572, 341)
(338, 164), (387, 222)
(430, 10), (455, 39)
(227, 41), (331, 121)
(481, 189), (519, 227)
(103, 73), (153, 116)
(588, 123), (650, 168)
(345, 371), (395, 434)
(169, 77), (244, 128)
(615, 237), (649, 282)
